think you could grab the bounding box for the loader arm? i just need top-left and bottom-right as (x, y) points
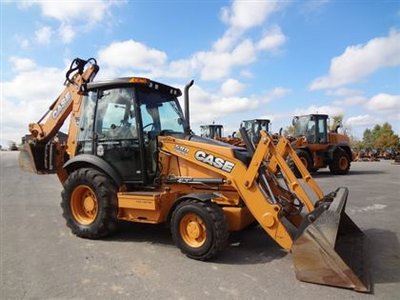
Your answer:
(160, 132), (326, 251)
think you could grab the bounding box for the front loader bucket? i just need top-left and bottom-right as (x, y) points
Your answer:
(292, 187), (370, 292)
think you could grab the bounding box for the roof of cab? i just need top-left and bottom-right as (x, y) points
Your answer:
(86, 77), (182, 97)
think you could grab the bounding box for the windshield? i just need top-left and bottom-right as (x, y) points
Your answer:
(137, 87), (186, 134)
(294, 116), (313, 137)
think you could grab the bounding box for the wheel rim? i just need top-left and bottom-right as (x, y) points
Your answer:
(339, 156), (348, 170)
(70, 185), (98, 225)
(179, 213), (207, 248)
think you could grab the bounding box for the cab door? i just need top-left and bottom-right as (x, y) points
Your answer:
(94, 87), (143, 183)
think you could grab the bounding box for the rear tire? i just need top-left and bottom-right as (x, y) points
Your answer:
(171, 199), (229, 260)
(289, 149), (313, 178)
(61, 168), (118, 239)
(329, 149), (350, 175)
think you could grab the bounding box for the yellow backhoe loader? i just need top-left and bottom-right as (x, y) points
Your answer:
(19, 58), (369, 292)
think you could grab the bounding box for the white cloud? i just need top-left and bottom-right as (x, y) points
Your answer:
(345, 115), (378, 127)
(187, 83), (288, 130)
(326, 88), (361, 97)
(189, 84), (259, 125)
(1, 62), (66, 143)
(59, 24), (75, 44)
(220, 79), (246, 96)
(257, 112), (291, 123)
(334, 95), (366, 107)
(9, 57), (36, 72)
(35, 26), (52, 44)
(98, 40), (167, 71)
(215, 1), (286, 52)
(366, 93), (400, 112)
(94, 1), (286, 81)
(327, 88), (366, 107)
(15, 35), (30, 48)
(256, 26), (286, 52)
(221, 0), (282, 30)
(310, 29), (400, 90)
(267, 87), (291, 99)
(22, 0), (111, 24)
(198, 39), (257, 80)
(294, 105), (344, 116)
(213, 28), (243, 52)
(97, 37), (261, 81)
(21, 0), (121, 44)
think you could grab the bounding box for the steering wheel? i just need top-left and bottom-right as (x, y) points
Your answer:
(143, 123), (155, 131)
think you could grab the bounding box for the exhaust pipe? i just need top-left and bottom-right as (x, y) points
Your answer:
(184, 80), (194, 134)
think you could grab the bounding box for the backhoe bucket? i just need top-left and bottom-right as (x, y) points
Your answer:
(292, 187), (370, 292)
(19, 142), (40, 173)
(18, 139), (55, 174)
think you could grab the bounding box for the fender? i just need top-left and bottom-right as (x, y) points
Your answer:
(337, 144), (353, 161)
(297, 147), (314, 161)
(327, 144), (352, 161)
(63, 154), (122, 186)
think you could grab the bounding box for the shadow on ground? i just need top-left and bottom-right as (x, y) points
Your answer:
(311, 169), (386, 178)
(216, 225), (287, 265)
(107, 222), (287, 265)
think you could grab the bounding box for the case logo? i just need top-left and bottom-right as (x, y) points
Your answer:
(194, 151), (235, 173)
(52, 92), (72, 119)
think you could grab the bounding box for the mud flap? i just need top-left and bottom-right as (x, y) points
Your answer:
(292, 187), (370, 292)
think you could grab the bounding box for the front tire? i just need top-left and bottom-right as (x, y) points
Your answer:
(289, 149), (313, 178)
(61, 168), (118, 239)
(329, 149), (350, 175)
(171, 199), (229, 260)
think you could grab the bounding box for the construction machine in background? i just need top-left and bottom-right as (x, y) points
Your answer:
(19, 58), (369, 292)
(200, 123), (224, 139)
(289, 114), (354, 177)
(199, 119), (273, 147)
(200, 123), (244, 146)
(240, 118), (277, 143)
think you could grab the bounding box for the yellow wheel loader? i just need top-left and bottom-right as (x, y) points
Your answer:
(19, 58), (369, 292)
(290, 114), (354, 176)
(200, 124), (224, 139)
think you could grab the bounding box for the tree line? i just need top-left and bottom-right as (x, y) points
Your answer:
(353, 122), (399, 151)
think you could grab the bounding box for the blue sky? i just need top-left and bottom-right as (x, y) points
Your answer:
(1, 0), (399, 147)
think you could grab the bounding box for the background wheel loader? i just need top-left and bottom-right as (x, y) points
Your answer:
(200, 123), (224, 139)
(19, 58), (369, 292)
(289, 114), (354, 177)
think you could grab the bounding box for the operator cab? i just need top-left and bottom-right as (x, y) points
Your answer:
(76, 77), (186, 185)
(292, 114), (328, 144)
(200, 124), (223, 139)
(240, 119), (270, 144)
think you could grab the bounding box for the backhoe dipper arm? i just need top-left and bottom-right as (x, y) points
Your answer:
(28, 58), (99, 156)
